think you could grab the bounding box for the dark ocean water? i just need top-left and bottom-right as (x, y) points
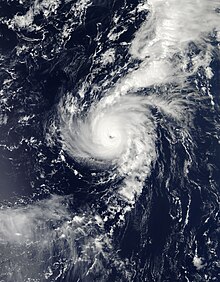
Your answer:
(0, 0), (219, 281)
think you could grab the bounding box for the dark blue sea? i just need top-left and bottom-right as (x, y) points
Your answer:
(0, 1), (219, 281)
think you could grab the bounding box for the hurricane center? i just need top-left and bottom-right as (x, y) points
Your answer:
(91, 115), (126, 159)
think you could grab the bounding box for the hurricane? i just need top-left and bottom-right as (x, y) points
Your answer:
(0, 0), (219, 281)
(53, 0), (219, 204)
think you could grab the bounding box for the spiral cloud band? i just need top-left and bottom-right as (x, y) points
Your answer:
(61, 96), (154, 162)
(59, 92), (188, 201)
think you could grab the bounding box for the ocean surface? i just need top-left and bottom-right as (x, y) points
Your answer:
(0, 0), (219, 281)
